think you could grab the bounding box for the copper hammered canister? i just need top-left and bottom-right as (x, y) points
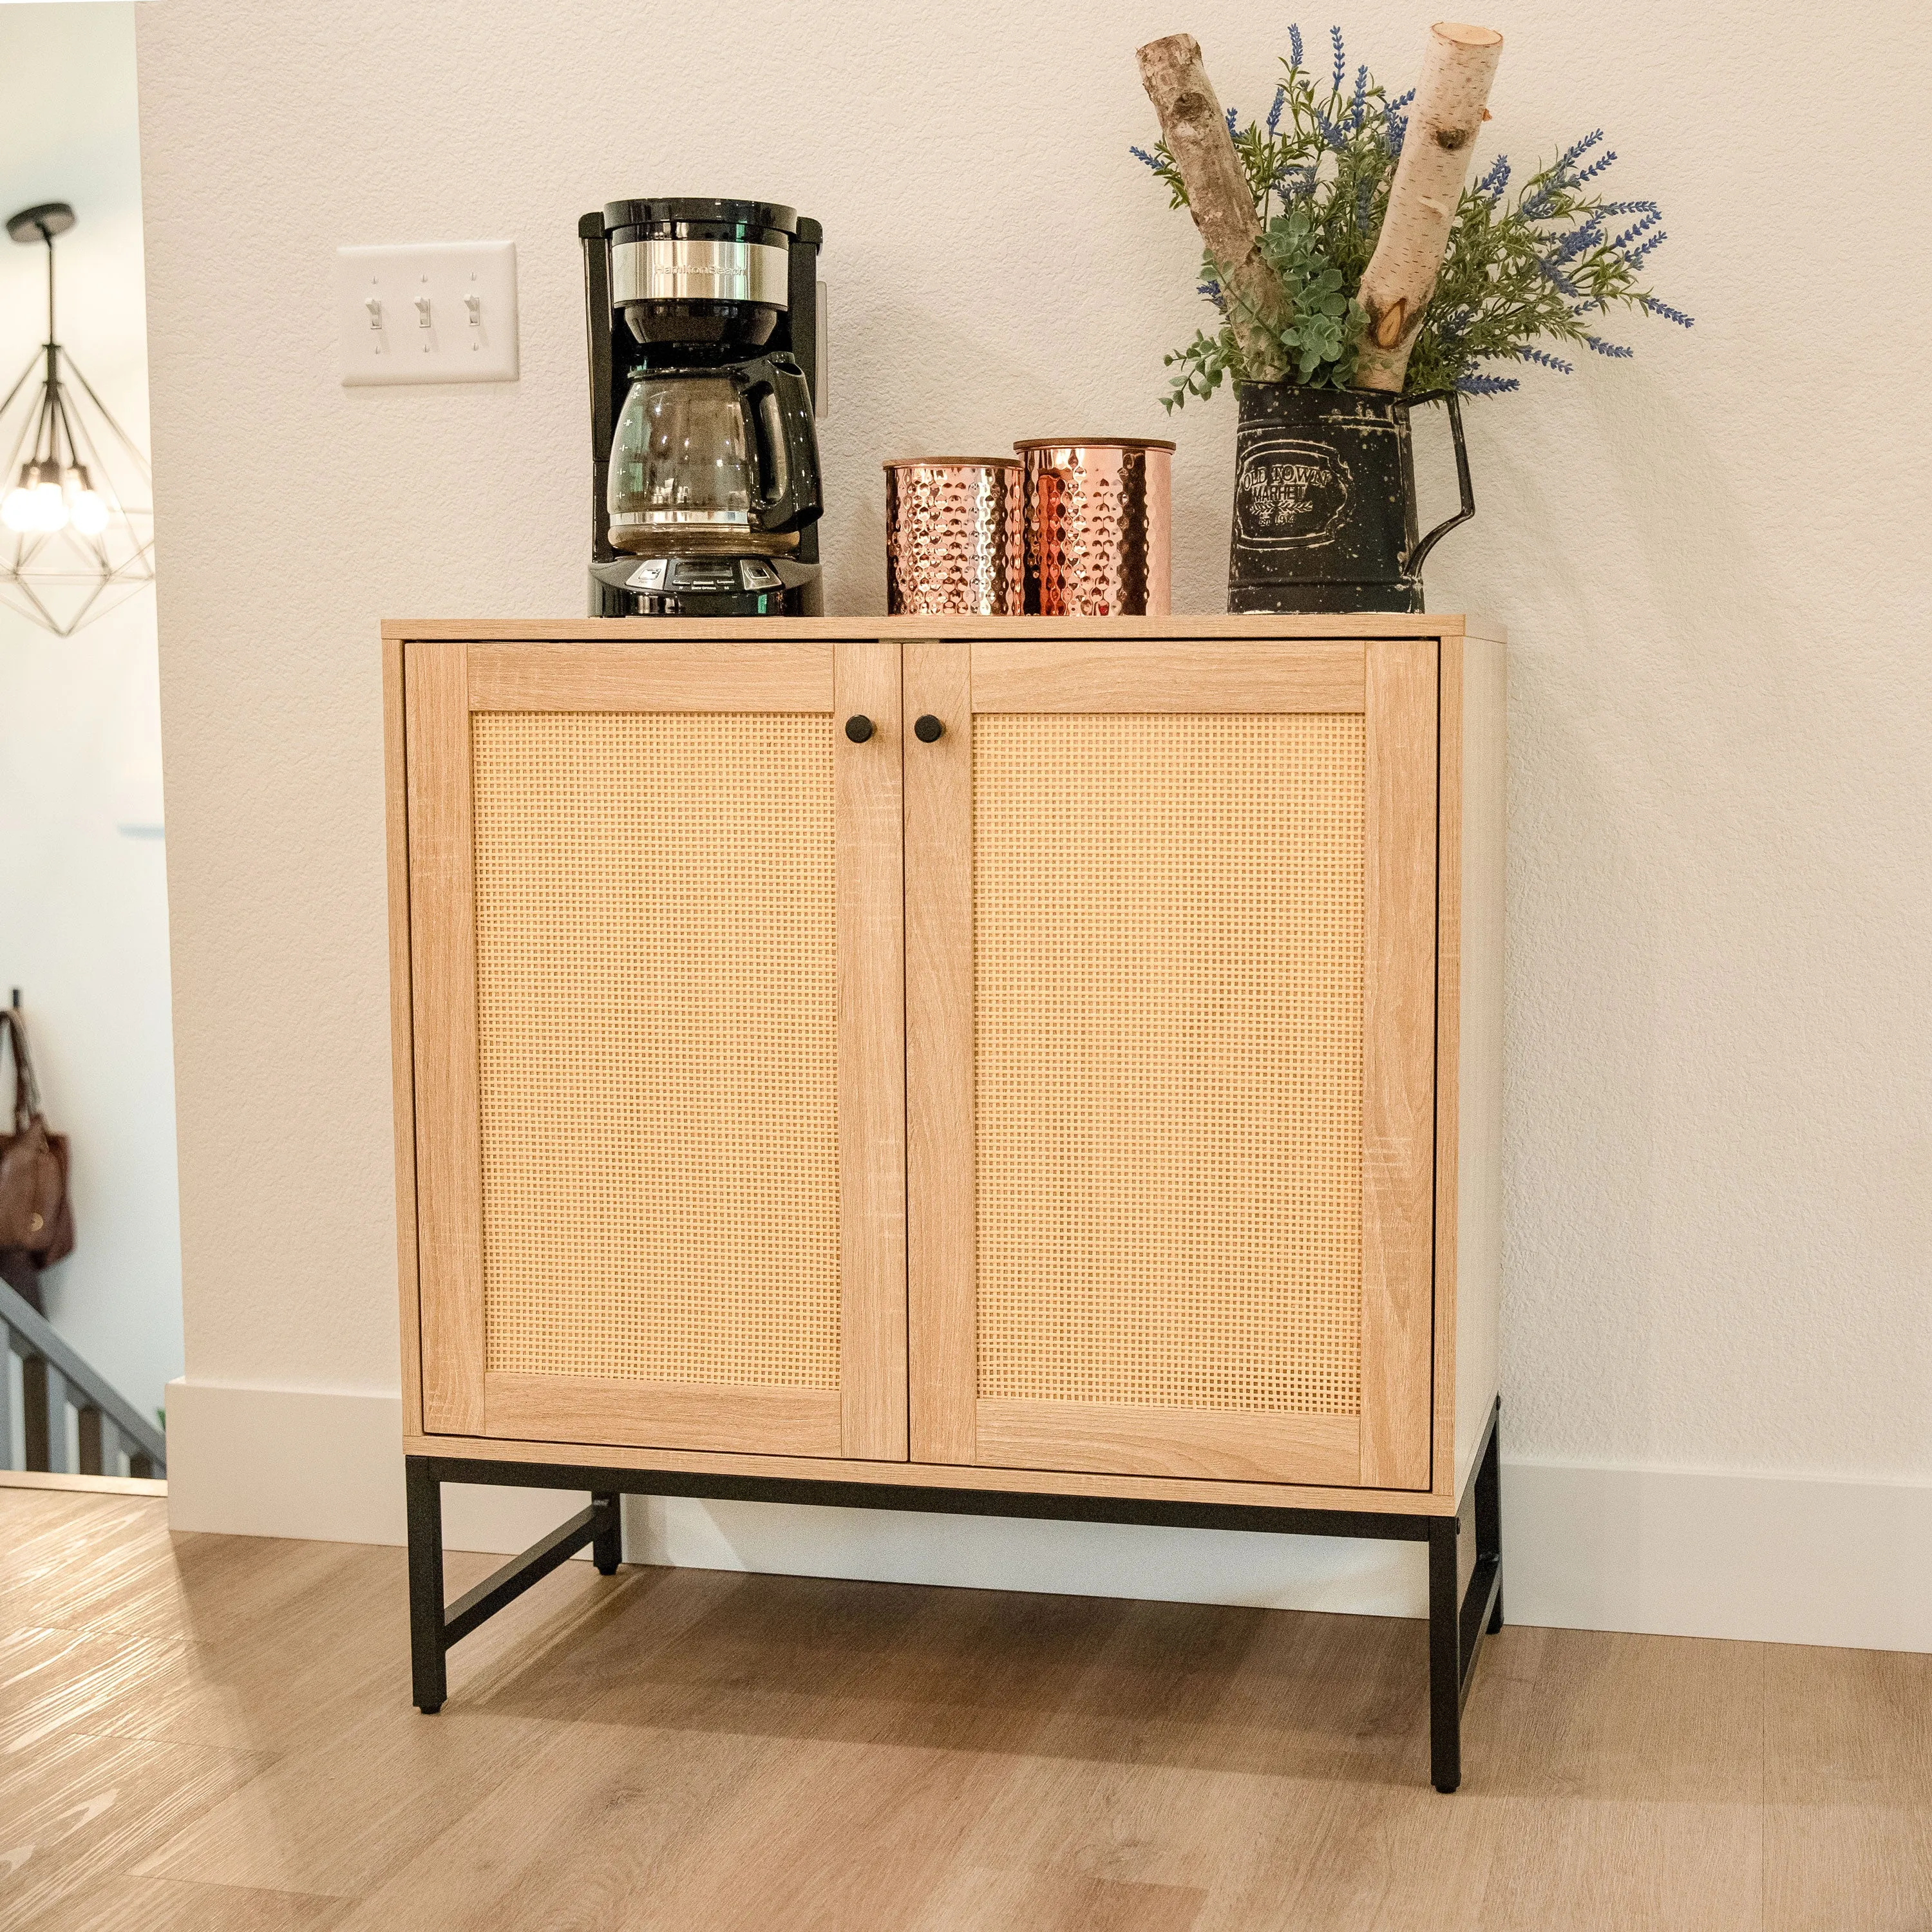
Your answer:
(1015, 437), (1174, 616)
(882, 458), (1025, 615)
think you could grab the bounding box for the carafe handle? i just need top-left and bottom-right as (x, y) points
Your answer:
(741, 355), (822, 535)
(1399, 387), (1475, 577)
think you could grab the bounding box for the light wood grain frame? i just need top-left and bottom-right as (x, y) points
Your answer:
(403, 1425), (1466, 1515)
(401, 634), (906, 1460)
(383, 636), (424, 1439)
(384, 614), (1470, 645)
(903, 640), (976, 1461)
(905, 633), (1411, 1487)
(1358, 639), (1440, 1490)
(971, 638), (1365, 714)
(1431, 635), (1464, 1500)
(405, 640), (486, 1434)
(1437, 630), (1506, 1502)
(833, 639), (909, 1459)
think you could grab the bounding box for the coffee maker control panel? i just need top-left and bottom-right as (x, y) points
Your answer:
(623, 556), (787, 594)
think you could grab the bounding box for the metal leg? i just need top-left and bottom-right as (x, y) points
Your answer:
(1477, 1403), (1504, 1633)
(393, 1449), (1497, 1794)
(405, 1461), (623, 1713)
(405, 1456), (448, 1714)
(591, 1492), (621, 1575)
(1428, 1515), (1463, 1794)
(1428, 1399), (1506, 1792)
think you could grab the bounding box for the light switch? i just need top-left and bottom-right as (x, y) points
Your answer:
(337, 240), (517, 386)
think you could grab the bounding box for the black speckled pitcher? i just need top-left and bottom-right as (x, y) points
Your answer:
(1227, 383), (1474, 614)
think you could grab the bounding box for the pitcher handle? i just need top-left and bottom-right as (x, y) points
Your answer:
(1401, 386), (1475, 577)
(739, 354), (822, 535)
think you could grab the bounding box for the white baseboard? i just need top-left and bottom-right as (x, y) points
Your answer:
(162, 1379), (1931, 1653)
(162, 1381), (593, 1556)
(1500, 1459), (1931, 1653)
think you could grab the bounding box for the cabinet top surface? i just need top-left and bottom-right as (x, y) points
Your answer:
(381, 613), (1502, 644)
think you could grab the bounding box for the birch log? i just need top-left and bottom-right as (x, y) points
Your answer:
(1136, 33), (1291, 383)
(1354, 21), (1503, 393)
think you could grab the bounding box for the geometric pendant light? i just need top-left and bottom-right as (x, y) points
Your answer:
(0, 203), (155, 637)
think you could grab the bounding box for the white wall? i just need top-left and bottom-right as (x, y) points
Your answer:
(138, 0), (1932, 1643)
(0, 1), (180, 1434)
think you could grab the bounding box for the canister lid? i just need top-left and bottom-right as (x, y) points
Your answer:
(882, 456), (1023, 469)
(1012, 436), (1177, 451)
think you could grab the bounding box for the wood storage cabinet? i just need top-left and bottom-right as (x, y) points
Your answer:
(386, 615), (1503, 1517)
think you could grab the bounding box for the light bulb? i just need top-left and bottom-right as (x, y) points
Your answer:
(32, 482), (68, 532)
(70, 489), (108, 536)
(1, 488), (32, 533)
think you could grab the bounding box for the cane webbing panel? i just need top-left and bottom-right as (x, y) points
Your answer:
(470, 711), (840, 1389)
(973, 712), (1364, 1415)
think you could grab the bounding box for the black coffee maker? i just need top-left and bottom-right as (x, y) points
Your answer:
(581, 198), (825, 616)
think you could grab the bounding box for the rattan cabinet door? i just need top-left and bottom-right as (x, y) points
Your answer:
(405, 637), (906, 1461)
(904, 636), (1437, 1489)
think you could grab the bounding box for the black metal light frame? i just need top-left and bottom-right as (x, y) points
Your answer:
(0, 202), (155, 638)
(404, 1398), (1503, 1793)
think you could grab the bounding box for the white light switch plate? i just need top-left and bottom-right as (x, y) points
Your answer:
(337, 240), (517, 385)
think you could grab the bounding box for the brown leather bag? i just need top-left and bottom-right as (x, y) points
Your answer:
(0, 1009), (75, 1308)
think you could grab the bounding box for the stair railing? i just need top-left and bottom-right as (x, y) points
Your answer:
(0, 1276), (166, 1477)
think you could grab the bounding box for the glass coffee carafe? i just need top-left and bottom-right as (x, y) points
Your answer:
(607, 357), (819, 556)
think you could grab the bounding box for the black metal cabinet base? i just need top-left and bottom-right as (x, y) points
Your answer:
(405, 1400), (1504, 1792)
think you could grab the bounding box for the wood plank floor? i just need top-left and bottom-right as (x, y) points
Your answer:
(1, 1489), (1927, 1929)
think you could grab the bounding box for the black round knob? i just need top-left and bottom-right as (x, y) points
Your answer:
(844, 715), (875, 743)
(914, 714), (945, 743)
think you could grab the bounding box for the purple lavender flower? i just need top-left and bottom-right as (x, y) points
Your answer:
(1609, 211), (1662, 253)
(1555, 129), (1605, 175)
(1534, 256), (1583, 299)
(1135, 41), (1691, 412)
(1548, 216), (1607, 267)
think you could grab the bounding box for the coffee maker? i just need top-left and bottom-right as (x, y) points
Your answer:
(581, 198), (825, 616)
